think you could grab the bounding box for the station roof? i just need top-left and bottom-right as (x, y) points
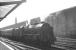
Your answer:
(0, 0), (25, 21)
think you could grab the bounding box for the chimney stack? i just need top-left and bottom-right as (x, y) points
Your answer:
(15, 17), (17, 24)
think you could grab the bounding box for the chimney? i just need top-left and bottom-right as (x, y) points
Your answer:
(15, 17), (17, 24)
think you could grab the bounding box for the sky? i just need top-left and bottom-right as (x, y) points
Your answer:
(0, 0), (76, 28)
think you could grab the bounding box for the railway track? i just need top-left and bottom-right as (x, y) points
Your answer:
(0, 37), (67, 50)
(0, 37), (41, 50)
(51, 37), (76, 50)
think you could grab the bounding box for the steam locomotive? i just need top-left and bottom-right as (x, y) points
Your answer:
(0, 22), (55, 47)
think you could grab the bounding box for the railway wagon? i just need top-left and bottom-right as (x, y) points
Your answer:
(45, 7), (76, 39)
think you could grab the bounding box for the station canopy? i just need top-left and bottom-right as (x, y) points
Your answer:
(0, 0), (25, 21)
(0, 0), (21, 2)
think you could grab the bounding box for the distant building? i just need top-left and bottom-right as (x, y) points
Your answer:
(30, 17), (41, 25)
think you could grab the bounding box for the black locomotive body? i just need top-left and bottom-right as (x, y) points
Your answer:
(0, 22), (55, 48)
